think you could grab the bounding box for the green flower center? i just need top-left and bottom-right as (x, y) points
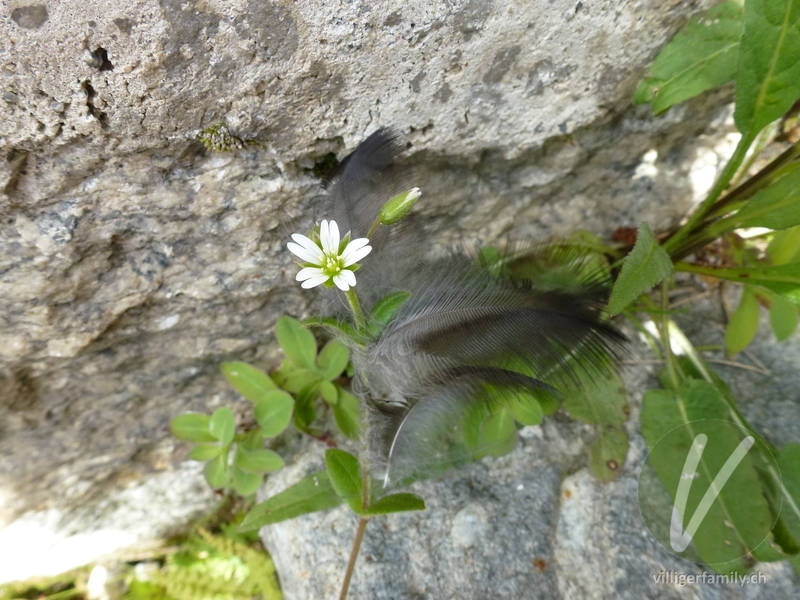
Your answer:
(322, 253), (343, 276)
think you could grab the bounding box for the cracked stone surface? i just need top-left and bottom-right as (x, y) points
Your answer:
(4, 0), (798, 595)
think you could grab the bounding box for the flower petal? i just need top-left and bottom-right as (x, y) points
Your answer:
(321, 220), (340, 254)
(288, 234), (323, 263)
(341, 269), (356, 287)
(301, 273), (330, 288)
(341, 239), (372, 266)
(332, 272), (352, 291)
(296, 266), (326, 282)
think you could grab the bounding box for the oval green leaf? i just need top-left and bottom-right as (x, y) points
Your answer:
(333, 389), (360, 440)
(317, 339), (349, 380)
(770, 294), (799, 341)
(204, 453), (229, 489)
(188, 443), (222, 461)
(255, 390), (294, 437)
(235, 447), (285, 474)
(364, 493), (426, 516)
(170, 413), (216, 443)
(210, 407), (235, 445)
(221, 361), (276, 402)
(232, 466), (263, 496)
(725, 286), (760, 355)
(276, 316), (318, 370)
(325, 449), (362, 512)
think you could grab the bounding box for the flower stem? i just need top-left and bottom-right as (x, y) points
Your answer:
(345, 288), (367, 333)
(338, 516), (371, 600)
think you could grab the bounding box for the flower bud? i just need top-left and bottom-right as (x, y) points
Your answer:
(379, 188), (421, 225)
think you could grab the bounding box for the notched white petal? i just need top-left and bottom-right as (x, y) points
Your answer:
(288, 241), (323, 264)
(296, 266), (325, 281)
(332, 273), (352, 291)
(301, 273), (329, 288)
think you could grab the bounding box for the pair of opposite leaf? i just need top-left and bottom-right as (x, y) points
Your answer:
(303, 128), (625, 486)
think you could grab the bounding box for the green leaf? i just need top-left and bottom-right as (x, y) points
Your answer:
(767, 225), (800, 265)
(235, 447), (285, 474)
(725, 286), (761, 355)
(734, 0), (800, 137)
(319, 380), (339, 405)
(333, 389), (361, 440)
(370, 291), (411, 326)
(325, 449), (363, 512)
(777, 444), (800, 542)
(608, 222), (674, 315)
(770, 294), (799, 340)
(239, 471), (342, 532)
(363, 493), (426, 516)
(221, 361), (276, 402)
(254, 390), (294, 437)
(317, 339), (349, 380)
(232, 466), (263, 496)
(170, 413), (216, 443)
(640, 380), (777, 573)
(204, 452), (229, 489)
(188, 443), (222, 461)
(209, 407), (236, 445)
(724, 168), (800, 230)
(479, 406), (517, 458)
(240, 429), (264, 450)
(293, 383), (319, 430)
(589, 426), (628, 482)
(303, 316), (360, 340)
(276, 316), (318, 370)
(563, 369), (629, 480)
(562, 369), (628, 427)
(680, 261), (800, 303)
(507, 388), (544, 426)
(277, 367), (321, 394)
(635, 0), (744, 114)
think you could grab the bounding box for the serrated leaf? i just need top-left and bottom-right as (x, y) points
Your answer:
(725, 286), (760, 355)
(254, 390), (294, 437)
(204, 453), (229, 489)
(317, 339), (349, 380)
(188, 443), (222, 461)
(239, 471), (342, 532)
(363, 493), (426, 516)
(635, 0), (744, 114)
(333, 389), (360, 440)
(479, 406), (517, 458)
(232, 466), (263, 496)
(276, 316), (318, 370)
(235, 447), (285, 474)
(221, 361), (276, 402)
(640, 380), (777, 573)
(370, 291), (411, 327)
(770, 294), (799, 340)
(209, 407), (235, 445)
(589, 426), (628, 482)
(734, 0), (800, 137)
(325, 449), (363, 512)
(725, 168), (800, 230)
(608, 222), (674, 315)
(170, 413), (217, 443)
(319, 380), (339, 405)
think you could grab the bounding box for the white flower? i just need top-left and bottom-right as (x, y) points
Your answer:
(287, 220), (372, 291)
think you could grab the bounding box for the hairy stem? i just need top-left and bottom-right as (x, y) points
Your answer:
(338, 516), (371, 600)
(345, 288), (367, 333)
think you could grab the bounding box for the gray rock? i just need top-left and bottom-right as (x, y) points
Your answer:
(4, 0), (796, 596)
